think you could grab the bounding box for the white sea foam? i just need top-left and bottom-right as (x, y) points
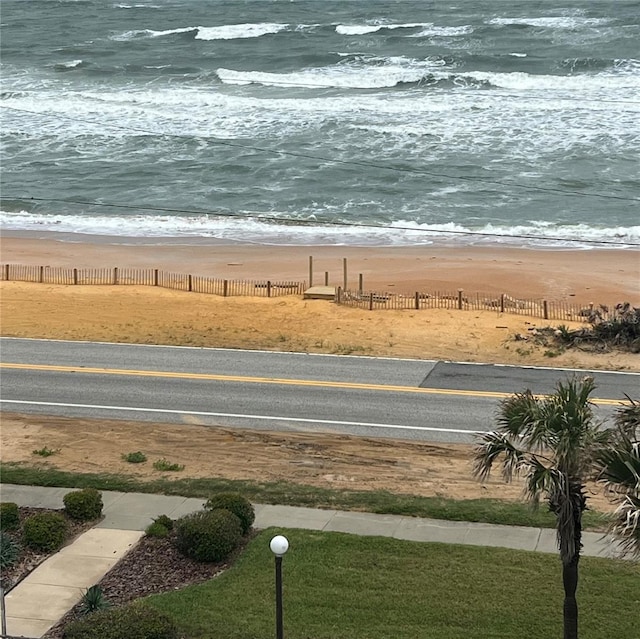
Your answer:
(509, 53), (527, 57)
(408, 25), (473, 38)
(217, 60), (437, 89)
(195, 23), (288, 40)
(55, 60), (83, 69)
(335, 23), (431, 35)
(111, 26), (196, 40)
(488, 16), (611, 29)
(2, 211), (637, 249)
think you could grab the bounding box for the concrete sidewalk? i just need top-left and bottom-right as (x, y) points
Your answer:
(0, 483), (624, 638)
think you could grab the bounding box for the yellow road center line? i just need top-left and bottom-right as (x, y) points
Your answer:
(0, 362), (624, 406)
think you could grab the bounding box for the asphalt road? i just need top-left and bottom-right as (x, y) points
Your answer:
(1, 338), (637, 443)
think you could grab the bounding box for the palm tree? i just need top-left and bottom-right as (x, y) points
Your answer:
(472, 376), (611, 639)
(594, 398), (640, 558)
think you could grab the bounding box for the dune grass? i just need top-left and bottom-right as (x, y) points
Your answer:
(0, 463), (609, 530)
(147, 528), (639, 639)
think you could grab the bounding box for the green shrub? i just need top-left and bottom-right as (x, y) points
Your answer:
(145, 522), (169, 539)
(0, 502), (20, 531)
(152, 514), (174, 530)
(32, 446), (60, 457)
(152, 458), (184, 472)
(175, 509), (242, 562)
(122, 451), (147, 464)
(22, 512), (68, 552)
(64, 488), (103, 521)
(79, 585), (111, 616)
(0, 531), (21, 569)
(204, 493), (255, 535)
(63, 601), (178, 639)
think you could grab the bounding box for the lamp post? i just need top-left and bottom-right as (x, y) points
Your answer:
(270, 535), (289, 639)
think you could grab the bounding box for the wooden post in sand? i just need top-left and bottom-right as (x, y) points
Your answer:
(188, 274), (193, 292)
(223, 279), (228, 297)
(500, 293), (505, 314)
(267, 281), (272, 297)
(309, 256), (313, 287)
(3, 264), (8, 281)
(369, 292), (374, 311)
(154, 269), (159, 286)
(343, 258), (348, 291)
(415, 292), (420, 310)
(543, 300), (549, 320)
(457, 289), (463, 310)
(336, 286), (341, 303)
(73, 268), (78, 285)
(324, 271), (329, 286)
(358, 273), (363, 295)
(39, 266), (44, 283)
(113, 267), (119, 285)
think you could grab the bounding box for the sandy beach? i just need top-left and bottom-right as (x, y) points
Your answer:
(1, 233), (639, 304)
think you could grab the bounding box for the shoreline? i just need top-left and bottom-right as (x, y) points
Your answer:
(1, 232), (638, 305)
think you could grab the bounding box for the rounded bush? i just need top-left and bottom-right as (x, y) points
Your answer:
(63, 601), (178, 639)
(152, 514), (174, 530)
(1, 531), (21, 569)
(175, 509), (242, 563)
(22, 512), (68, 552)
(204, 493), (255, 535)
(64, 488), (103, 521)
(145, 522), (169, 539)
(0, 502), (20, 531)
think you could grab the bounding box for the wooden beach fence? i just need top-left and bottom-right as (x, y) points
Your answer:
(0, 264), (306, 298)
(1, 263), (613, 322)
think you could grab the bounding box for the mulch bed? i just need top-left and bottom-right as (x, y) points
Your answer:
(43, 530), (255, 638)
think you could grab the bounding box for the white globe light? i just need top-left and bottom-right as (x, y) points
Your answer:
(270, 535), (289, 556)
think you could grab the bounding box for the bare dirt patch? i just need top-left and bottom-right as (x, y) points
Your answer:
(0, 413), (612, 512)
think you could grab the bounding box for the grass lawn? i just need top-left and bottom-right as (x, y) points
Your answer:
(0, 464), (608, 530)
(147, 529), (640, 639)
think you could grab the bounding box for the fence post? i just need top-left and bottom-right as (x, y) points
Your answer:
(543, 300), (549, 320)
(458, 289), (463, 310)
(309, 256), (313, 287)
(113, 267), (119, 285)
(4, 264), (9, 281)
(73, 268), (78, 285)
(154, 269), (159, 286)
(324, 271), (329, 286)
(369, 292), (374, 311)
(343, 257), (347, 291)
(39, 265), (44, 283)
(267, 281), (272, 297)
(188, 274), (193, 292)
(223, 279), (228, 297)
(500, 293), (505, 313)
(358, 273), (363, 295)
(336, 286), (341, 303)
(415, 292), (419, 310)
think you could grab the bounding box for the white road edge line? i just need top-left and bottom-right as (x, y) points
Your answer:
(0, 399), (483, 435)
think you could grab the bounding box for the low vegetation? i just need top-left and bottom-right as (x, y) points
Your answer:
(1, 463), (611, 530)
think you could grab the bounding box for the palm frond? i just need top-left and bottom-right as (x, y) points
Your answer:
(610, 495), (640, 559)
(472, 431), (526, 482)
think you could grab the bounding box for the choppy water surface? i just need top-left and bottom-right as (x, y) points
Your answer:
(1, 0), (639, 247)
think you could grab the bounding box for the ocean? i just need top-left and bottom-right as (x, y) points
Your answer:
(1, 0), (639, 248)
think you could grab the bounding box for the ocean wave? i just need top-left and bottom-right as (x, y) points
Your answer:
(113, 3), (160, 8)
(216, 60), (440, 89)
(53, 59), (84, 71)
(335, 23), (431, 35)
(408, 25), (473, 38)
(195, 23), (288, 40)
(2, 210), (637, 249)
(488, 16), (611, 29)
(110, 26), (197, 41)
